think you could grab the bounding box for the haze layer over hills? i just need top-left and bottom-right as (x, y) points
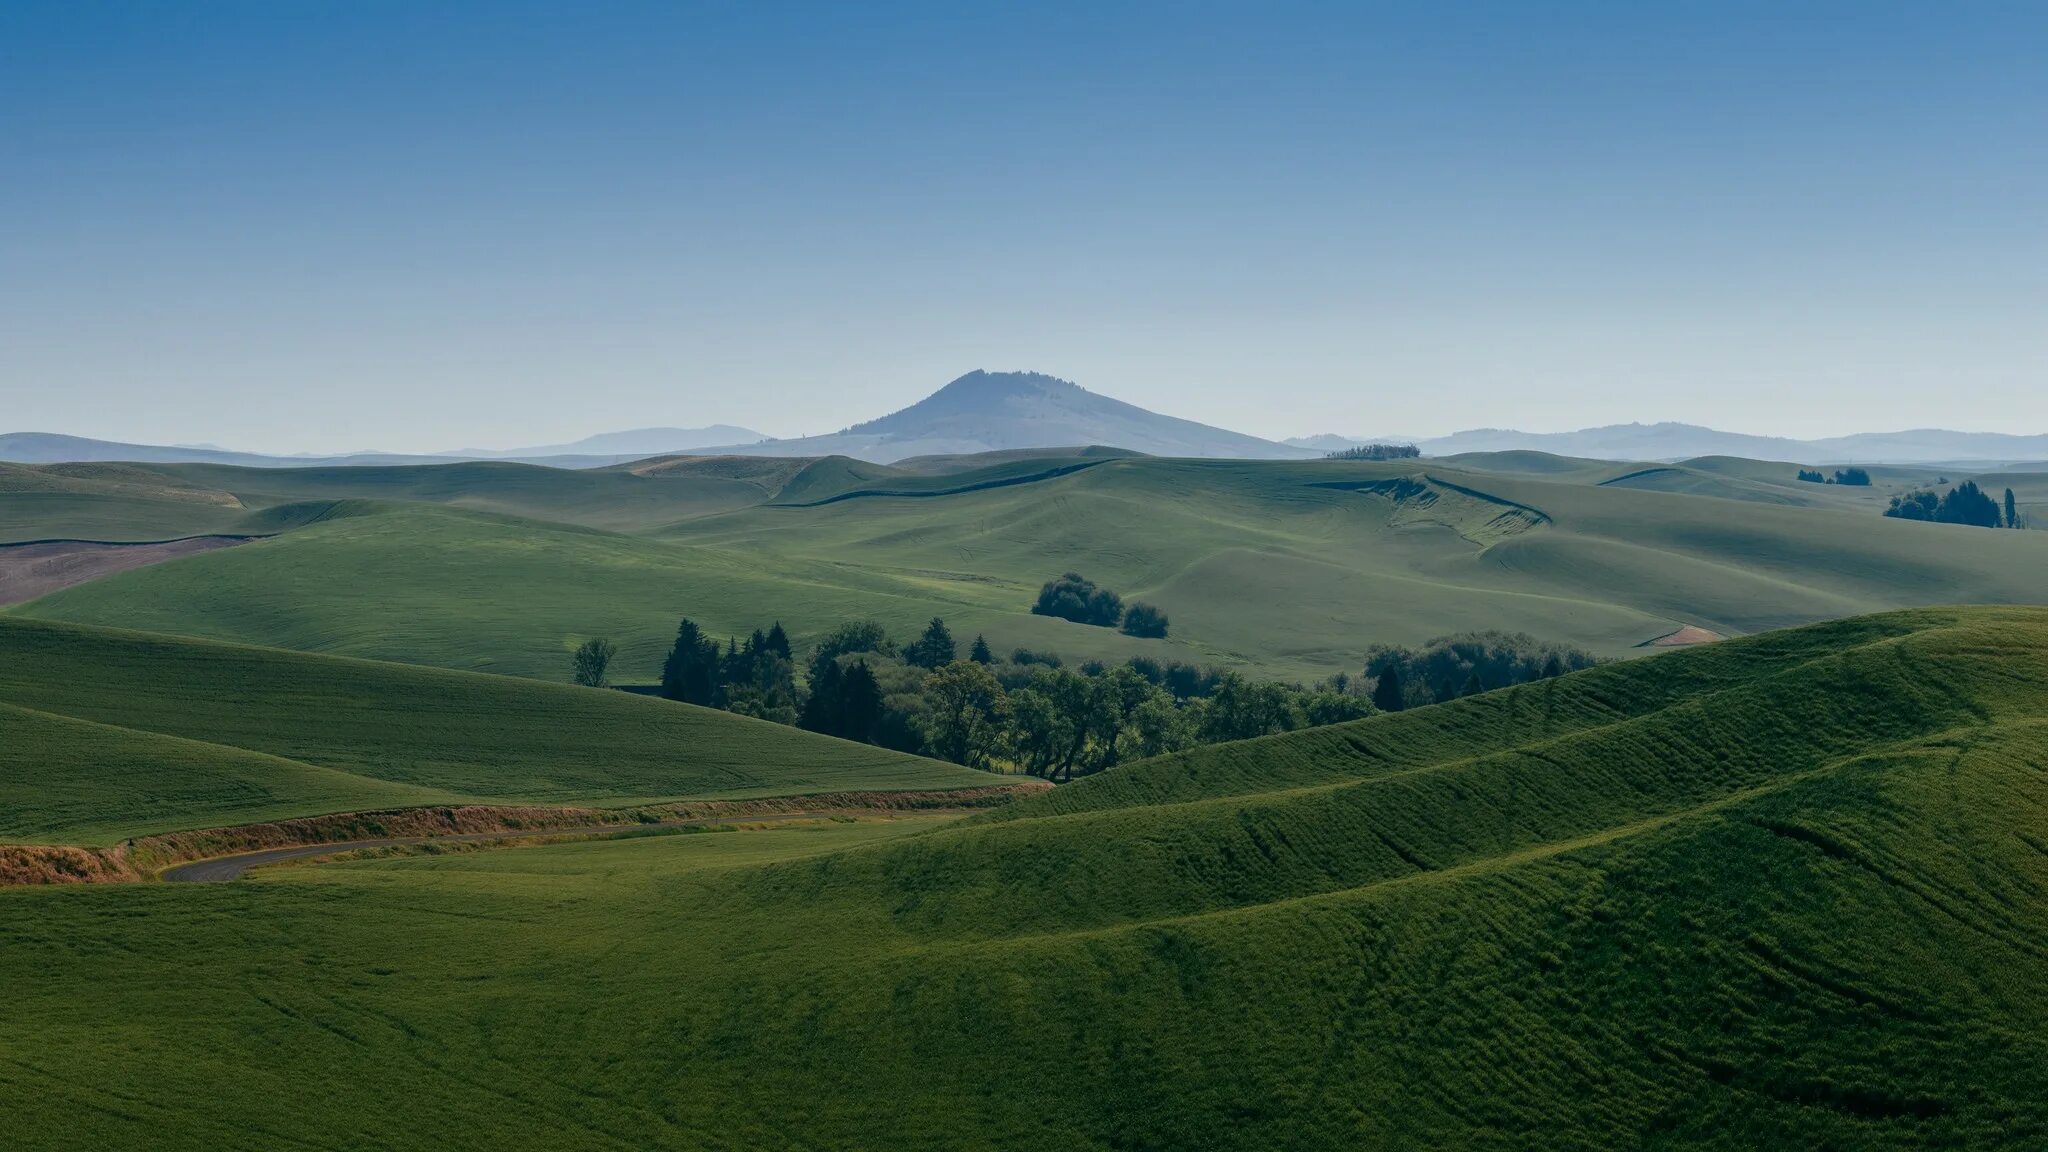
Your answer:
(1305, 423), (2048, 465)
(10, 372), (2047, 468)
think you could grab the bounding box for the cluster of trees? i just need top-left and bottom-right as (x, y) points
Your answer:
(1031, 573), (1169, 638)
(1796, 467), (1870, 486)
(1884, 481), (2021, 528)
(659, 620), (800, 722)
(1325, 444), (1421, 461)
(634, 615), (1603, 781)
(1361, 631), (1599, 711)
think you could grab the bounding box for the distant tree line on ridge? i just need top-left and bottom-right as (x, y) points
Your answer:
(1326, 444), (1421, 461)
(1796, 467), (1869, 486)
(571, 615), (1600, 780)
(1884, 481), (2023, 529)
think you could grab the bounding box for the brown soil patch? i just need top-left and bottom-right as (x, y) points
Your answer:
(1642, 625), (1723, 648)
(1, 783), (1049, 886)
(0, 536), (254, 606)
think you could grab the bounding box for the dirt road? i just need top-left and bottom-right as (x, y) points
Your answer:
(160, 814), (821, 881)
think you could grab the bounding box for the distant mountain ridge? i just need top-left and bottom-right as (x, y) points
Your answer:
(1301, 422), (2048, 464)
(446, 425), (765, 458)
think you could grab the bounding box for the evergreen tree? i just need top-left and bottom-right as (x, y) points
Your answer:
(2008, 488), (2021, 529)
(906, 617), (956, 669)
(659, 619), (720, 705)
(1372, 665), (1406, 713)
(838, 660), (885, 743)
(765, 621), (792, 660)
(799, 658), (843, 735)
(969, 634), (993, 664)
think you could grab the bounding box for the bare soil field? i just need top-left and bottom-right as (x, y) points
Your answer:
(0, 536), (253, 606)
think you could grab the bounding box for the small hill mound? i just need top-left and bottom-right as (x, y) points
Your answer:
(0, 616), (984, 845)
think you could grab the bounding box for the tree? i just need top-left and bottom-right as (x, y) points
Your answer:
(1833, 468), (1870, 486)
(799, 657), (844, 734)
(1120, 602), (1170, 639)
(1031, 573), (1124, 627)
(2008, 488), (2021, 529)
(918, 661), (1008, 769)
(1373, 665), (1406, 712)
(1006, 687), (1074, 779)
(1796, 469), (1826, 483)
(905, 617), (956, 669)
(765, 621), (792, 660)
(813, 620), (895, 663)
(660, 619), (721, 705)
(838, 660), (885, 744)
(1540, 653), (1566, 679)
(571, 637), (616, 687)
(1200, 673), (1295, 743)
(1461, 669), (1485, 698)
(1325, 443), (1420, 461)
(969, 634), (993, 664)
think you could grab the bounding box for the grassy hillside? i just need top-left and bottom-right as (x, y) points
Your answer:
(4, 607), (2045, 1148)
(0, 616), (983, 844)
(10, 455), (2048, 681)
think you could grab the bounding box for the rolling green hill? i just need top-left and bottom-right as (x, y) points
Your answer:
(0, 616), (983, 845)
(8, 454), (2047, 682)
(3, 606), (2045, 1148)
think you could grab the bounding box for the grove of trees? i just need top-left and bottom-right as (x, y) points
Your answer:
(1884, 480), (2006, 528)
(1032, 573), (1125, 627)
(1796, 467), (1869, 485)
(647, 615), (1601, 781)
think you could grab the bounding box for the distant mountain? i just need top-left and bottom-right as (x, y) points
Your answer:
(687, 371), (1316, 463)
(449, 425), (764, 458)
(1288, 422), (2048, 464)
(0, 432), (654, 470)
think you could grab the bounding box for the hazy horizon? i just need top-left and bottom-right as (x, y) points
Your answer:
(5, 2), (2044, 454)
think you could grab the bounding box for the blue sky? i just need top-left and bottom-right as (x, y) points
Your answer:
(3, 1), (2043, 451)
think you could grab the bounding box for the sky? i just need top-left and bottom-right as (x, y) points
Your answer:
(3, 1), (2044, 453)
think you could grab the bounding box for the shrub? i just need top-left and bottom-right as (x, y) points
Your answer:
(1120, 603), (1169, 638)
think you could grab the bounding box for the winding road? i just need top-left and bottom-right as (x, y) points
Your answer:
(160, 814), (821, 882)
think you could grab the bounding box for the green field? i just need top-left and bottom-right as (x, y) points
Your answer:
(4, 606), (2046, 1148)
(11, 453), (2045, 683)
(0, 617), (982, 845)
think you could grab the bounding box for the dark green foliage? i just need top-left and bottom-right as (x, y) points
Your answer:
(1833, 467), (1870, 486)
(1031, 572), (1124, 627)
(812, 620), (896, 663)
(570, 636), (616, 687)
(1796, 468), (1826, 483)
(1365, 631), (1600, 708)
(903, 617), (956, 669)
(659, 618), (721, 705)
(2008, 487), (2021, 528)
(969, 634), (993, 664)
(1886, 480), (2003, 527)
(1373, 665), (1406, 712)
(764, 621), (792, 660)
(1325, 443), (1421, 460)
(1010, 647), (1062, 668)
(1119, 602), (1169, 638)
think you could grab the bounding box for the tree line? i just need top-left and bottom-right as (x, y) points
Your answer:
(1797, 467), (1869, 486)
(569, 615), (1601, 780)
(1884, 481), (2023, 528)
(1325, 444), (1421, 461)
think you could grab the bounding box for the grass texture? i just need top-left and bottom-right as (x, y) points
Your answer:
(0, 616), (984, 844)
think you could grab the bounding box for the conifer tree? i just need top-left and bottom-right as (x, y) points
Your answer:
(969, 634), (993, 664)
(1372, 665), (1406, 713)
